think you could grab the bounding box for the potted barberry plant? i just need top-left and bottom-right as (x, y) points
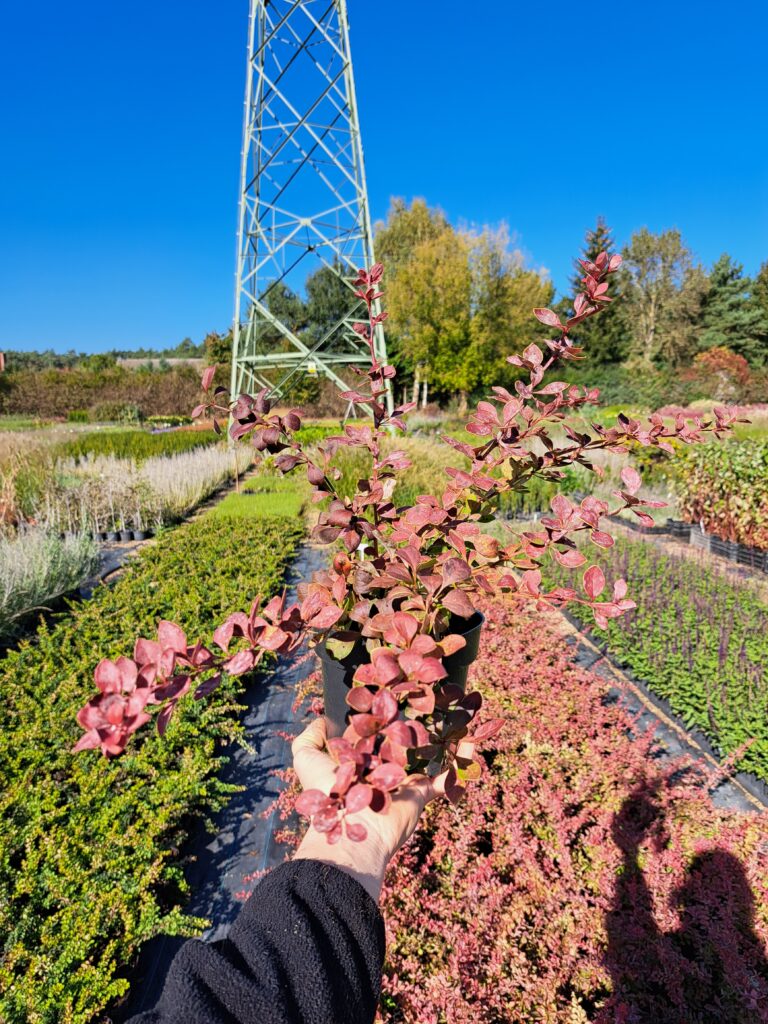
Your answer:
(75, 252), (736, 843)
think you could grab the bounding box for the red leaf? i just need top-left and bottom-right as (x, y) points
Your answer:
(533, 308), (563, 329)
(583, 565), (606, 600)
(94, 659), (122, 695)
(371, 688), (398, 722)
(389, 611), (419, 646)
(438, 634), (467, 657)
(523, 343), (543, 366)
(368, 763), (406, 790)
(201, 365), (216, 391)
(473, 718), (505, 742)
(620, 466), (642, 495)
(442, 557), (472, 586)
(344, 783), (373, 813)
(194, 673), (222, 700)
(591, 530), (614, 549)
(295, 790), (332, 816)
(308, 605), (344, 630)
(554, 548), (587, 569)
(224, 649), (255, 676)
(346, 686), (374, 712)
(156, 701), (176, 737)
(441, 588), (475, 619)
(158, 620), (187, 654)
(415, 657), (447, 684)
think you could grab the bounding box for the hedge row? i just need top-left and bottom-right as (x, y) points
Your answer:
(674, 439), (768, 551)
(60, 428), (220, 463)
(0, 367), (202, 419)
(546, 535), (768, 783)
(0, 513), (304, 1024)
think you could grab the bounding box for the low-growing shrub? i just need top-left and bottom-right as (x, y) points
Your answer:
(210, 474), (309, 520)
(291, 424), (340, 446)
(89, 400), (143, 424)
(60, 428), (219, 463)
(332, 435), (462, 509)
(497, 464), (586, 517)
(0, 530), (100, 644)
(546, 534), (768, 782)
(674, 439), (768, 549)
(145, 415), (193, 428)
(39, 445), (252, 534)
(0, 366), (202, 420)
(263, 595), (768, 1022)
(0, 512), (304, 1024)
(375, 597), (768, 1022)
(66, 409), (89, 423)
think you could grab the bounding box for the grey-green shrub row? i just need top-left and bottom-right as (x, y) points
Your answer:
(0, 514), (304, 1024)
(0, 530), (100, 646)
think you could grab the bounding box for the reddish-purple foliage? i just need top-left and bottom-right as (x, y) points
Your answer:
(374, 596), (768, 1023)
(76, 253), (737, 842)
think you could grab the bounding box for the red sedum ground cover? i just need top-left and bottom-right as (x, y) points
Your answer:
(376, 596), (768, 1023)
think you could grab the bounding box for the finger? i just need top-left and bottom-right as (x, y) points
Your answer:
(292, 718), (337, 792)
(291, 716), (327, 757)
(381, 774), (439, 853)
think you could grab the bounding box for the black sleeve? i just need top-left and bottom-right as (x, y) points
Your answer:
(127, 859), (385, 1024)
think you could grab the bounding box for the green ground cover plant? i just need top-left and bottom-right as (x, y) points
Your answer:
(545, 534), (768, 782)
(0, 512), (303, 1024)
(60, 428), (219, 463)
(210, 474), (309, 520)
(0, 415), (52, 432)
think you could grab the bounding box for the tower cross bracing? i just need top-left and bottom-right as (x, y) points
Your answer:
(230, 0), (389, 410)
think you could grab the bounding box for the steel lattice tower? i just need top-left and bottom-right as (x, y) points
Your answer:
(230, 0), (389, 411)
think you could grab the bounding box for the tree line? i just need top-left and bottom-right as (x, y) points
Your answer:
(375, 200), (768, 406)
(4, 201), (765, 413)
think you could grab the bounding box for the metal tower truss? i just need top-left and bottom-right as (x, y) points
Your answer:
(230, 0), (389, 410)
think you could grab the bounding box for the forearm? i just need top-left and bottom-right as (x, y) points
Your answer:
(293, 828), (389, 903)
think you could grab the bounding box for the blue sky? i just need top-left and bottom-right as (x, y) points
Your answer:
(1, 0), (766, 353)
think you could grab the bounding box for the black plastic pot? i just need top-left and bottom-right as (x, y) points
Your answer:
(666, 519), (690, 539)
(133, 530), (150, 541)
(710, 536), (738, 560)
(317, 612), (485, 739)
(119, 529), (133, 542)
(737, 543), (767, 570)
(106, 531), (120, 542)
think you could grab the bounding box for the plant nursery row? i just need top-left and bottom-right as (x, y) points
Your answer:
(546, 535), (768, 784)
(0, 511), (304, 1024)
(269, 595), (768, 1022)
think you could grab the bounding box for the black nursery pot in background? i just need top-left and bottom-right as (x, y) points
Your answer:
(317, 612), (485, 739)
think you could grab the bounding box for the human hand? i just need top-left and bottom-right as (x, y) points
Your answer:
(291, 717), (466, 901)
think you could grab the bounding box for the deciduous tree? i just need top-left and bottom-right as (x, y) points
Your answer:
(620, 228), (705, 365)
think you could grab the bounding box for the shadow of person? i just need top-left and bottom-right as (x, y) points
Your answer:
(605, 789), (768, 1023)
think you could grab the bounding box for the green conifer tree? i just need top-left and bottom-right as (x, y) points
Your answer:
(700, 254), (764, 364)
(564, 217), (627, 363)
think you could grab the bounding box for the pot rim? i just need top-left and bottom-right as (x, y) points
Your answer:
(316, 610), (486, 665)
